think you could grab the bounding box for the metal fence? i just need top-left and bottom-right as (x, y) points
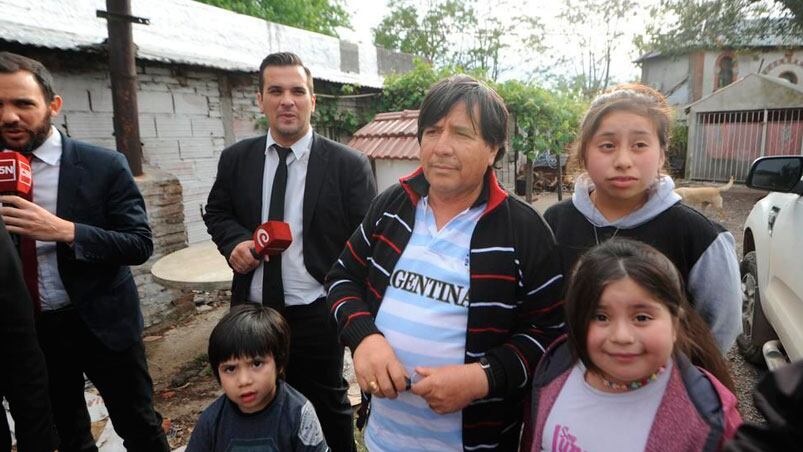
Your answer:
(688, 108), (803, 182)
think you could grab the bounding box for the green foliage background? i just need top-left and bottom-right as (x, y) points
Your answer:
(379, 61), (586, 160)
(193, 0), (350, 37)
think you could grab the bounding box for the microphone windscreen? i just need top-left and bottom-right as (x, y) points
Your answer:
(253, 221), (293, 256)
(0, 151), (32, 195)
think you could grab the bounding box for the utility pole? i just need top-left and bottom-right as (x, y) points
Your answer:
(97, 0), (149, 176)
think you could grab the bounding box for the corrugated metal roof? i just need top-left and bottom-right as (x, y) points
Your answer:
(0, 0), (387, 88)
(636, 20), (803, 62)
(348, 110), (419, 160)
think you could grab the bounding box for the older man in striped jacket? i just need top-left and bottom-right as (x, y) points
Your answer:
(326, 74), (565, 451)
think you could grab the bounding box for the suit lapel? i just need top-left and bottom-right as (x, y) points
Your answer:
(56, 133), (84, 220)
(303, 133), (328, 232)
(246, 136), (268, 229)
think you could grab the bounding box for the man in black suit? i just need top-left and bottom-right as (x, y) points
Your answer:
(204, 52), (376, 451)
(0, 52), (169, 452)
(0, 216), (58, 452)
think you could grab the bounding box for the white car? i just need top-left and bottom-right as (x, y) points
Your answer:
(738, 156), (803, 368)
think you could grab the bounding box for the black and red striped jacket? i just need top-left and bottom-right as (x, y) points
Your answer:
(326, 168), (565, 451)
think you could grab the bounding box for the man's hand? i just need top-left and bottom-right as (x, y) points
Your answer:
(353, 334), (408, 399)
(411, 363), (489, 414)
(229, 240), (262, 274)
(0, 195), (75, 242)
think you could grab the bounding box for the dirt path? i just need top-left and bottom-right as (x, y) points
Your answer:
(145, 304), (227, 448)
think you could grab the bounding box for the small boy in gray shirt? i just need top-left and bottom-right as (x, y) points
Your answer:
(186, 304), (328, 451)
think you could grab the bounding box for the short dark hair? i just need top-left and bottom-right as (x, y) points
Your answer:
(417, 74), (508, 163)
(208, 304), (291, 382)
(0, 51), (56, 102)
(258, 52), (313, 94)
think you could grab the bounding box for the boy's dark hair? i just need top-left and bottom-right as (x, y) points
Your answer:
(208, 304), (290, 382)
(565, 239), (735, 391)
(0, 51), (56, 102)
(257, 51), (313, 94)
(417, 74), (508, 164)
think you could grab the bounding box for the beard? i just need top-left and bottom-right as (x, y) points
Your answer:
(0, 112), (52, 154)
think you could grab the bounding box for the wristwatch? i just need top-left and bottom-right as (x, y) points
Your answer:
(478, 356), (495, 390)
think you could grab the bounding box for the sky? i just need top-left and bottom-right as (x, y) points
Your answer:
(339, 0), (660, 84)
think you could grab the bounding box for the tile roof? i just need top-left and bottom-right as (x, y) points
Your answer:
(348, 110), (420, 160)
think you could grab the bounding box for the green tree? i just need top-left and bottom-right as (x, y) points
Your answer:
(373, 0), (544, 81)
(379, 59), (470, 112)
(497, 81), (584, 201)
(635, 0), (802, 56)
(373, 0), (476, 66)
(553, 0), (638, 98)
(194, 0), (351, 37)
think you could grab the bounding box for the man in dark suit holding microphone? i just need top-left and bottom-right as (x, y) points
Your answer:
(204, 52), (376, 451)
(0, 52), (169, 452)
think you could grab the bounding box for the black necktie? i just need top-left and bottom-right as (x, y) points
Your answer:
(262, 145), (290, 311)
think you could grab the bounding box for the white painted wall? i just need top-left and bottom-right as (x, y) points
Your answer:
(375, 159), (419, 192)
(642, 55), (691, 106)
(702, 50), (800, 97)
(642, 49), (803, 106)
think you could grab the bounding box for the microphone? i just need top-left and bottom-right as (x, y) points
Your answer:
(0, 150), (33, 249)
(251, 220), (292, 258)
(0, 150), (33, 196)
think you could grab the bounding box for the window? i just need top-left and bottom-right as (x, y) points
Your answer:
(717, 56), (735, 89)
(779, 71), (798, 84)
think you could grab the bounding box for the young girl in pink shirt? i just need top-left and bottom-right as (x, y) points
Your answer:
(521, 239), (741, 452)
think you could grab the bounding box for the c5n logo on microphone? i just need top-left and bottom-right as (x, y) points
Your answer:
(0, 159), (16, 181)
(0, 152), (33, 194)
(255, 228), (271, 249)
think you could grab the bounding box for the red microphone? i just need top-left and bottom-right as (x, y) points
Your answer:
(252, 221), (292, 257)
(0, 150), (33, 196)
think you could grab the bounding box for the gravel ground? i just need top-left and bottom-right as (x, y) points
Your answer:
(673, 181), (769, 424)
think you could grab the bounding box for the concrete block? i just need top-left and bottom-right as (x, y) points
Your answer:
(233, 119), (261, 140)
(193, 159), (220, 182)
(138, 115), (158, 138)
(139, 91), (175, 114)
(191, 118), (225, 137)
(142, 138), (181, 159)
(144, 65), (173, 76)
(138, 81), (171, 92)
(160, 160), (196, 179)
(155, 116), (193, 138)
(173, 93), (208, 115)
(64, 113), (114, 139)
(88, 86), (114, 112)
(178, 138), (216, 159)
(54, 77), (92, 112)
(187, 222), (210, 244)
(182, 180), (214, 198)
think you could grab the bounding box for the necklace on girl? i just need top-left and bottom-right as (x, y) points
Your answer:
(588, 190), (647, 245)
(596, 366), (666, 391)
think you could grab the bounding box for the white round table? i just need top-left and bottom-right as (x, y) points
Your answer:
(151, 240), (232, 291)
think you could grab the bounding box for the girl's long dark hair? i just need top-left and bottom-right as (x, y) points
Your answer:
(565, 239), (735, 391)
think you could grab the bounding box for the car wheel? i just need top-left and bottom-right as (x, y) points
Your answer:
(737, 251), (773, 366)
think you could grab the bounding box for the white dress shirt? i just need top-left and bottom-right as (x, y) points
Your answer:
(31, 126), (71, 310)
(248, 128), (326, 306)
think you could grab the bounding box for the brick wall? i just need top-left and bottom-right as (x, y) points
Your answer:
(134, 166), (189, 326)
